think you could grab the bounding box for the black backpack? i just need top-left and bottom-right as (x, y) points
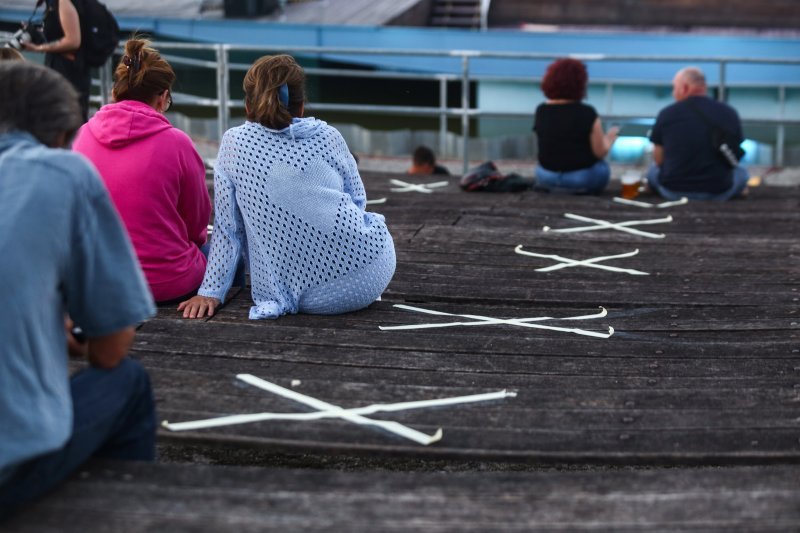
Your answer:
(460, 161), (533, 193)
(75, 0), (120, 68)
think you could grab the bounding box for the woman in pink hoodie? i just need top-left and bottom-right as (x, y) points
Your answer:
(73, 39), (211, 303)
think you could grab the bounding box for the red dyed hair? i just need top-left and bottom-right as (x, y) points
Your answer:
(540, 58), (588, 101)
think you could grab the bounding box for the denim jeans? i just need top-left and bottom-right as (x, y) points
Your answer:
(535, 160), (610, 195)
(646, 164), (749, 201)
(0, 358), (156, 518)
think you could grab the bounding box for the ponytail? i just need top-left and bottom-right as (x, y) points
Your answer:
(244, 54), (305, 129)
(112, 38), (176, 105)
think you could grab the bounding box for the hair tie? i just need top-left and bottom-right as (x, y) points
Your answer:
(122, 53), (142, 76)
(278, 83), (289, 108)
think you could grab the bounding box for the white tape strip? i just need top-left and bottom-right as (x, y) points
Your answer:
(162, 389), (516, 432)
(613, 196), (688, 208)
(389, 179), (449, 193)
(380, 304), (613, 338)
(236, 374), (443, 445)
(515, 245), (649, 275)
(543, 213), (672, 239)
(366, 197), (387, 205)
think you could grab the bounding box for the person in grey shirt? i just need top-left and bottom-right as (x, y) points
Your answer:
(0, 61), (156, 518)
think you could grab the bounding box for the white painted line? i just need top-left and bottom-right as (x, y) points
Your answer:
(543, 213), (672, 239)
(380, 304), (613, 338)
(515, 245), (649, 275)
(389, 179), (449, 193)
(236, 374), (443, 445)
(162, 389), (515, 432)
(613, 196), (688, 208)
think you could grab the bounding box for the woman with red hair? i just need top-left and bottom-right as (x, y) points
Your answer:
(533, 58), (618, 194)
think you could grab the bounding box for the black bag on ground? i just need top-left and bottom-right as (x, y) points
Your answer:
(460, 161), (533, 192)
(76, 0), (120, 68)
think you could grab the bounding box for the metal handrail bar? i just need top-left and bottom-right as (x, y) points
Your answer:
(160, 51), (800, 89)
(160, 53), (221, 70)
(95, 42), (800, 171)
(150, 41), (800, 66)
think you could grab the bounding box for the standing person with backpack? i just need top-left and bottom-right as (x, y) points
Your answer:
(24, 0), (88, 120)
(24, 0), (119, 121)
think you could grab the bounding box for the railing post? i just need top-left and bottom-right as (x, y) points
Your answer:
(439, 76), (447, 159)
(718, 60), (726, 102)
(776, 85), (786, 167)
(461, 54), (470, 175)
(216, 44), (230, 141)
(99, 58), (112, 106)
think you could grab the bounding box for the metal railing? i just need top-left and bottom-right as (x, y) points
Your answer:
(95, 43), (800, 171)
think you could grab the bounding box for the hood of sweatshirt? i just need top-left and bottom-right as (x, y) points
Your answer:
(85, 100), (173, 149)
(267, 116), (327, 141)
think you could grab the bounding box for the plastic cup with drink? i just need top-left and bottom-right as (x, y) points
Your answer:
(620, 170), (642, 199)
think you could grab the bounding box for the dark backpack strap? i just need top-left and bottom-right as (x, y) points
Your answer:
(685, 98), (737, 139)
(686, 98), (744, 167)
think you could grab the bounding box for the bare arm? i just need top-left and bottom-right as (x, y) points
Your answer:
(86, 327), (137, 369)
(652, 144), (664, 165)
(590, 118), (619, 159)
(24, 0), (81, 54)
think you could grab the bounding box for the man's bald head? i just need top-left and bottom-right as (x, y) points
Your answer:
(672, 67), (708, 101)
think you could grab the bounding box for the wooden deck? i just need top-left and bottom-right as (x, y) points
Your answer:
(147, 173), (800, 463)
(6, 460), (800, 531)
(6, 172), (800, 530)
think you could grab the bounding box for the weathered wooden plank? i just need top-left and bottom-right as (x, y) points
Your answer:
(139, 315), (799, 360)
(6, 461), (800, 532)
(133, 178), (800, 464)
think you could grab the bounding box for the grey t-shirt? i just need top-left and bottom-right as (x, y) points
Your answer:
(0, 131), (155, 475)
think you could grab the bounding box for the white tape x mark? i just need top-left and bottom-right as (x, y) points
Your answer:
(163, 375), (516, 446)
(543, 213), (672, 239)
(613, 196), (688, 208)
(515, 245), (649, 276)
(389, 179), (449, 194)
(380, 304), (613, 338)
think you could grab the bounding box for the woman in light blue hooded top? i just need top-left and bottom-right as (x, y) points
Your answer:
(179, 54), (395, 320)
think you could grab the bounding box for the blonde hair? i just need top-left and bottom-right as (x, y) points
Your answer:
(112, 39), (176, 104)
(244, 54), (305, 129)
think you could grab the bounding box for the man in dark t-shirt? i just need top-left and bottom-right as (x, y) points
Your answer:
(648, 67), (748, 201)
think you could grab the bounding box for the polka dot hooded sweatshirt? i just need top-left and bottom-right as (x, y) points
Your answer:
(199, 117), (395, 319)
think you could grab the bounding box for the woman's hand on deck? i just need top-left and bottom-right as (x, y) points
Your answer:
(178, 295), (221, 318)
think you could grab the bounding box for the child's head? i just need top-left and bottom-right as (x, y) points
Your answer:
(112, 39), (176, 108)
(244, 54), (305, 129)
(409, 145), (438, 175)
